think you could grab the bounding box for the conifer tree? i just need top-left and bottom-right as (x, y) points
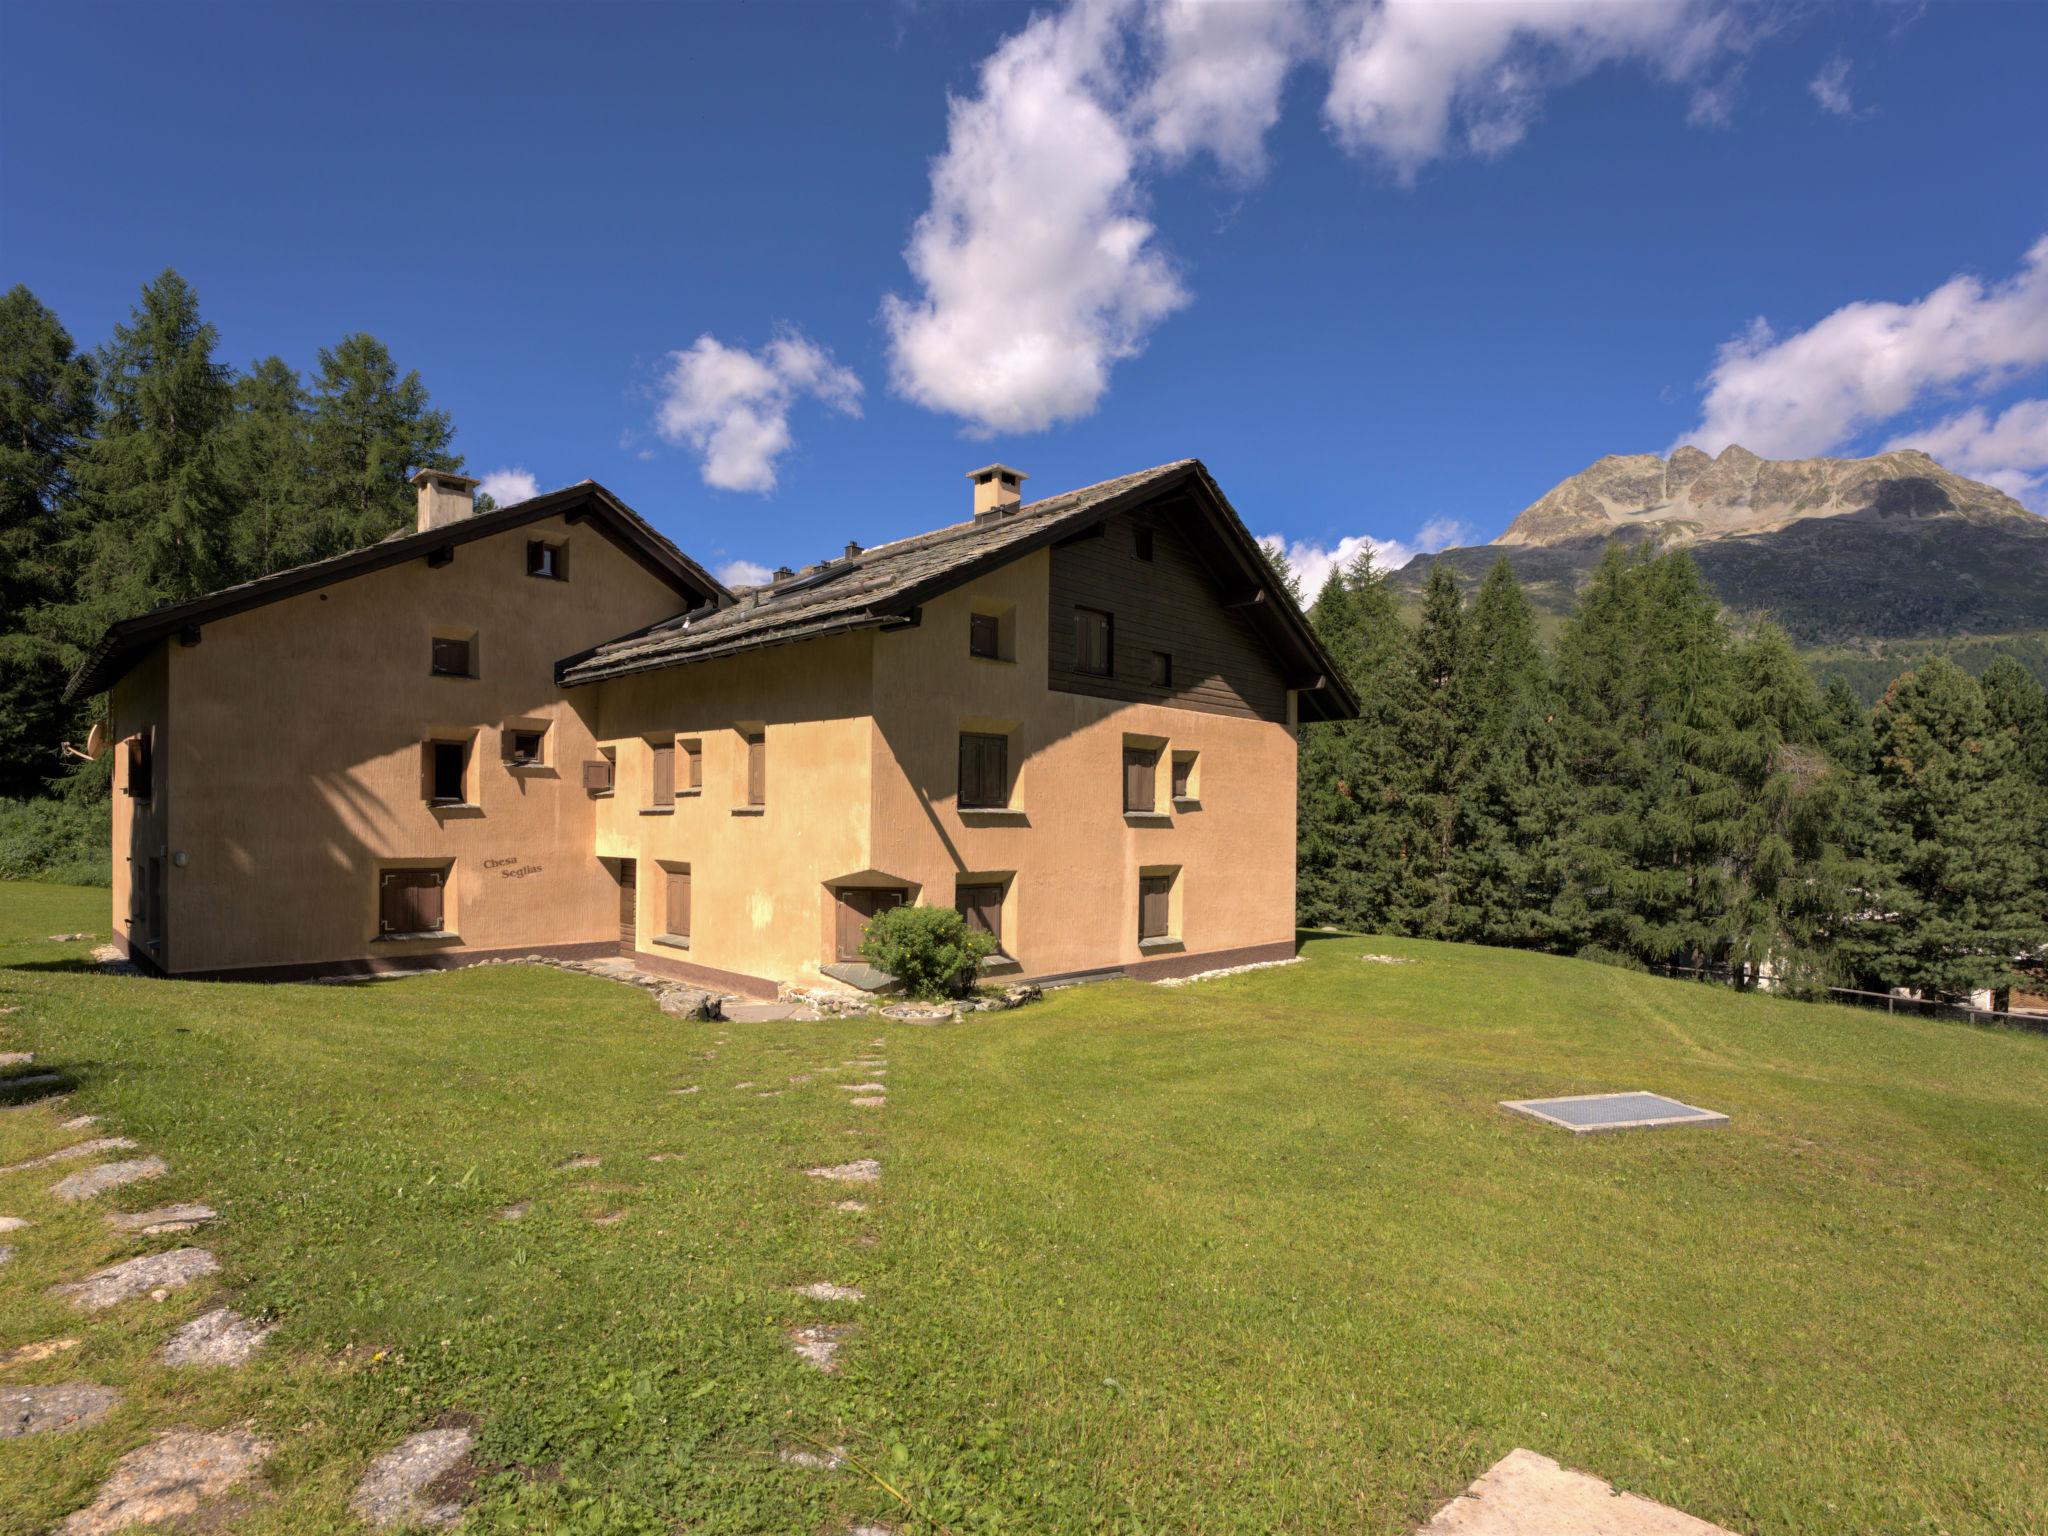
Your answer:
(63, 269), (236, 633)
(0, 286), (97, 796)
(1400, 562), (1469, 937)
(220, 356), (312, 575)
(1837, 659), (2045, 1000)
(1297, 566), (1367, 927)
(303, 334), (460, 559)
(1451, 558), (1565, 948)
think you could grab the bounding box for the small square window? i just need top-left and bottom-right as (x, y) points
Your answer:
(1135, 527), (1154, 562)
(504, 727), (545, 766)
(956, 881), (1005, 951)
(681, 737), (703, 790)
(1150, 651), (1173, 687)
(1139, 872), (1175, 941)
(527, 540), (567, 580)
(969, 612), (1000, 659)
(380, 867), (447, 936)
(430, 635), (473, 677)
(125, 731), (154, 801)
(959, 732), (1010, 810)
(1172, 750), (1198, 800)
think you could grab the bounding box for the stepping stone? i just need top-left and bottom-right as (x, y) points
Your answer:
(796, 1282), (864, 1302)
(51, 1157), (168, 1203)
(107, 1203), (217, 1237)
(50, 1247), (218, 1311)
(498, 1201), (530, 1222)
(589, 1210), (627, 1225)
(732, 1081), (757, 1090)
(787, 1322), (852, 1373)
(47, 932), (93, 942)
(778, 1443), (847, 1470)
(647, 1152), (685, 1162)
(725, 1001), (818, 1022)
(61, 1428), (271, 1534)
(758, 1090), (783, 1098)
(0, 1244), (12, 1265)
(833, 1200), (869, 1213)
(1, 1136), (139, 1174)
(805, 1159), (880, 1184)
(352, 1426), (476, 1529)
(838, 1083), (886, 1093)
(0, 1051), (33, 1068)
(849, 1097), (886, 1108)
(159, 1306), (275, 1367)
(1415, 1448), (1740, 1535)
(671, 1085), (701, 1094)
(61, 1114), (100, 1130)
(0, 1336), (80, 1370)
(0, 1215), (28, 1232)
(556, 1154), (601, 1170)
(2, 1383), (120, 1439)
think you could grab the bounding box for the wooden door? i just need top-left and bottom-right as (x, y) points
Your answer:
(617, 859), (637, 955)
(836, 887), (905, 961)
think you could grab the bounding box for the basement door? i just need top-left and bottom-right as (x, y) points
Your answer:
(617, 859), (637, 956)
(836, 887), (906, 962)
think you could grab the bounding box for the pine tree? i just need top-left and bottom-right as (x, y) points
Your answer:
(1297, 566), (1366, 928)
(1452, 558), (1565, 948)
(63, 269), (237, 633)
(1400, 561), (1469, 937)
(1838, 659), (2045, 1000)
(0, 286), (97, 796)
(303, 334), (460, 559)
(1553, 546), (1748, 970)
(219, 356), (312, 575)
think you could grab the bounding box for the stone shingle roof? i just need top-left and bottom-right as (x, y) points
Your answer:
(557, 461), (1197, 685)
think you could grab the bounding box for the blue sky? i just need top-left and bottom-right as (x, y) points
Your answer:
(5, 1), (2045, 591)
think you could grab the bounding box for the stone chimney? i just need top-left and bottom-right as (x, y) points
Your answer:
(411, 468), (481, 533)
(968, 464), (1027, 522)
(844, 540), (863, 560)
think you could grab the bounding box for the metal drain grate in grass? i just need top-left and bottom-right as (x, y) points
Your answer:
(1500, 1091), (1728, 1134)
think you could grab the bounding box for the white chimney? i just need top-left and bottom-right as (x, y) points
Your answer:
(968, 464), (1027, 521)
(412, 468), (482, 533)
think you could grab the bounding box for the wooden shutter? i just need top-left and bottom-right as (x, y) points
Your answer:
(956, 883), (1002, 944)
(1074, 607), (1112, 676)
(381, 870), (443, 935)
(969, 612), (999, 658)
(501, 727), (518, 762)
(414, 872), (444, 933)
(431, 636), (469, 676)
(684, 740), (703, 789)
(746, 732), (765, 806)
(1171, 754), (1192, 798)
(582, 758), (614, 792)
(1139, 875), (1171, 940)
(1124, 747), (1156, 813)
(666, 867), (691, 940)
(959, 733), (1007, 808)
(650, 742), (674, 806)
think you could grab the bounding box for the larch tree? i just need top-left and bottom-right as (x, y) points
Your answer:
(304, 333), (462, 559)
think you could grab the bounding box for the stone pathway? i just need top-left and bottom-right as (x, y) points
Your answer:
(0, 1136), (137, 1174)
(51, 1156), (169, 1202)
(61, 1428), (271, 1535)
(351, 1425), (476, 1529)
(796, 1281), (864, 1302)
(3, 1383), (120, 1438)
(107, 1202), (217, 1237)
(786, 1322), (852, 1373)
(805, 1159), (880, 1184)
(1, 1337), (80, 1370)
(50, 1247), (219, 1311)
(1414, 1448), (1740, 1535)
(159, 1307), (275, 1368)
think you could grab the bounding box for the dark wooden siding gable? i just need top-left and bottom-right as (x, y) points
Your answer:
(1047, 502), (1289, 722)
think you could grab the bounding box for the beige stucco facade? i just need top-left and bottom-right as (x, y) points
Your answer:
(95, 465), (1335, 992)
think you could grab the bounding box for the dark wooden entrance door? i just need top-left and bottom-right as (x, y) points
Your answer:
(617, 859), (637, 955)
(836, 887), (906, 961)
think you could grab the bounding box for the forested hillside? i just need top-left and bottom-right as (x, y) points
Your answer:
(1298, 546), (2048, 1004)
(0, 273), (468, 876)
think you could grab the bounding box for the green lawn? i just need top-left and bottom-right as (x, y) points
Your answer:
(2, 880), (2045, 1535)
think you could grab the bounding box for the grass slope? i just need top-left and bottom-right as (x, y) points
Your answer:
(3, 881), (2045, 1534)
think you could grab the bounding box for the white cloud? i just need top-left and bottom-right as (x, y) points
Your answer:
(1808, 54), (1857, 118)
(886, 0), (1769, 435)
(715, 558), (776, 588)
(1261, 513), (1471, 595)
(1323, 0), (1753, 183)
(1883, 399), (2048, 509)
(655, 329), (862, 493)
(1685, 237), (2048, 462)
(477, 467), (540, 507)
(1140, 0), (1310, 180)
(882, 0), (1190, 436)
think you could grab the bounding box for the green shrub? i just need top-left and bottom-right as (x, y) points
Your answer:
(859, 903), (997, 1001)
(0, 795), (112, 886)
(1573, 943), (1648, 973)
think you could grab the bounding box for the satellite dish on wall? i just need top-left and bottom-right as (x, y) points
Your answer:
(84, 721), (108, 760)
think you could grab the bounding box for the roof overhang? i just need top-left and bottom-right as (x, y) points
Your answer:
(63, 482), (728, 703)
